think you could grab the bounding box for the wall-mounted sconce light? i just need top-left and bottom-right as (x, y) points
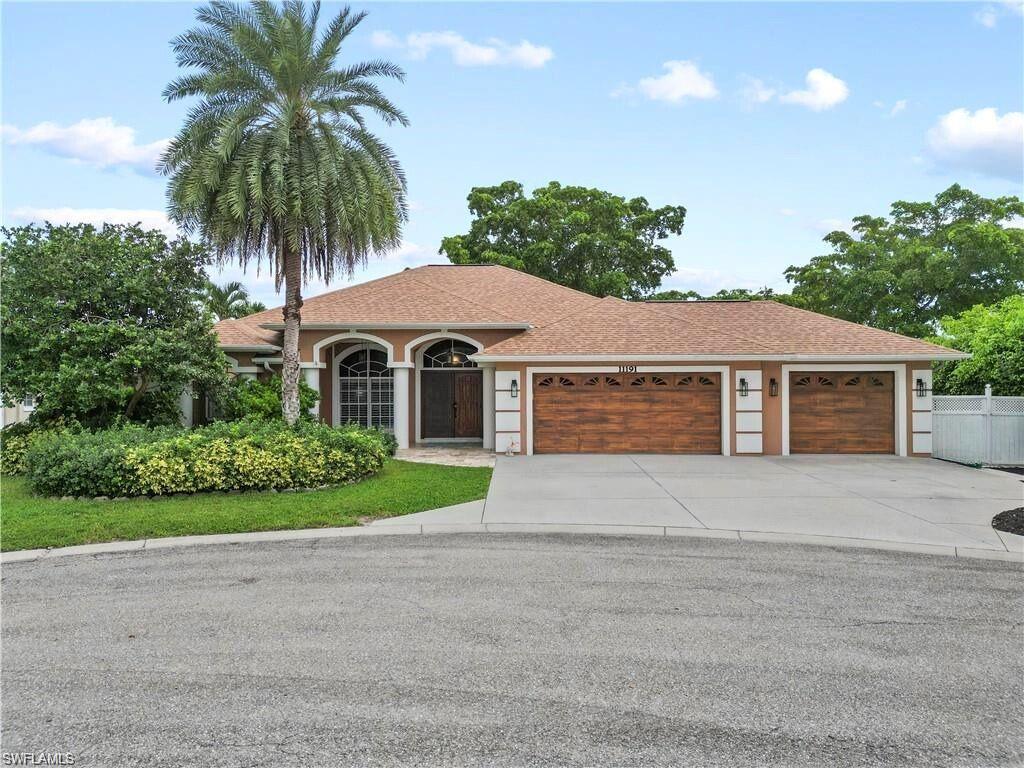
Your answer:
(916, 378), (927, 398)
(510, 379), (519, 398)
(738, 377), (749, 397)
(769, 378), (779, 397)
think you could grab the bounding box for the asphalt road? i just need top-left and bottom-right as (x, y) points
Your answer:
(2, 534), (1021, 767)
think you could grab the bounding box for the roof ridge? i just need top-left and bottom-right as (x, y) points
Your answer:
(643, 301), (777, 353)
(406, 271), (526, 323)
(761, 301), (955, 352)
(489, 264), (607, 304)
(243, 265), (434, 323)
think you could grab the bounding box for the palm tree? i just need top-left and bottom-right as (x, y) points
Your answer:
(205, 279), (256, 320)
(160, 1), (407, 424)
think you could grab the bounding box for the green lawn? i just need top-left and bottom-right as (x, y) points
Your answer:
(0, 460), (492, 552)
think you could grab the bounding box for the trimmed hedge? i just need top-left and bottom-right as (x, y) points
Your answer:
(24, 421), (389, 498)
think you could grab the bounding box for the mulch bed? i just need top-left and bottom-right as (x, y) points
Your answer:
(992, 507), (1024, 536)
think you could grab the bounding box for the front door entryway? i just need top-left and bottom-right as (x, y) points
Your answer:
(421, 370), (483, 438)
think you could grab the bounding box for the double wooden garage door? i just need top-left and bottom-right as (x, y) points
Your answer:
(533, 372), (721, 454)
(789, 372), (895, 454)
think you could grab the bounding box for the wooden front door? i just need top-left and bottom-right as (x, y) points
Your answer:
(533, 372), (721, 454)
(789, 371), (895, 454)
(421, 370), (483, 439)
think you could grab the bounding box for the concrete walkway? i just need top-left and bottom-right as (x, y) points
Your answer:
(374, 455), (1024, 561)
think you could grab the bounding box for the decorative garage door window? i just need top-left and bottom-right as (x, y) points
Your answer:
(336, 345), (394, 430)
(422, 340), (478, 368)
(536, 374), (718, 389)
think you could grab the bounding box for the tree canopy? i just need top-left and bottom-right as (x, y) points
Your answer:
(161, 1), (407, 424)
(784, 185), (1024, 337)
(931, 295), (1024, 396)
(441, 181), (686, 300)
(647, 287), (783, 302)
(0, 223), (228, 427)
(205, 280), (267, 320)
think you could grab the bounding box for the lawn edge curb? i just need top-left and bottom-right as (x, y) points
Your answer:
(3, 522), (1021, 565)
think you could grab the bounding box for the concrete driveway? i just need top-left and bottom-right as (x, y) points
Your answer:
(2, 535), (1020, 767)
(383, 455), (1023, 557)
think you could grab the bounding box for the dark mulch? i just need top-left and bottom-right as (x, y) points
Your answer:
(992, 507), (1024, 536)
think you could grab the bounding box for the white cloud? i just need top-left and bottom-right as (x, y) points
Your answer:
(808, 218), (851, 235)
(371, 29), (553, 69)
(779, 68), (849, 111)
(740, 77), (776, 107)
(1, 118), (168, 175)
(779, 208), (798, 217)
(6, 206), (178, 236)
(925, 107), (1024, 181)
(975, 6), (999, 26)
(873, 99), (907, 117)
(974, 1), (1023, 26)
(615, 61), (718, 104)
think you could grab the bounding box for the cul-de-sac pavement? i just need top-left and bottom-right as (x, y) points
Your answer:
(3, 530), (1021, 767)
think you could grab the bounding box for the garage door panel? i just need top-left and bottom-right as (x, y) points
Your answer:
(534, 373), (721, 454)
(790, 372), (894, 454)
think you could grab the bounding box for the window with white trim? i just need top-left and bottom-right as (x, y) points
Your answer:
(337, 344), (394, 430)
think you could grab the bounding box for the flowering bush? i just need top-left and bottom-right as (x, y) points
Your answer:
(24, 420), (388, 497)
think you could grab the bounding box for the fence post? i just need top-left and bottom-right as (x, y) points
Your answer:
(984, 384), (993, 464)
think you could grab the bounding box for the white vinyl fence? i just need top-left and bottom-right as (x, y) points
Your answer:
(932, 386), (1024, 466)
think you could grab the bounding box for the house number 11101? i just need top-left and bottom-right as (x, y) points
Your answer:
(618, 365), (637, 373)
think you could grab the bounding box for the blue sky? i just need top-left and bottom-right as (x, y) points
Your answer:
(3, 1), (1022, 307)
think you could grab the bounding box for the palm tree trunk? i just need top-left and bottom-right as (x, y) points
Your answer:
(281, 245), (303, 426)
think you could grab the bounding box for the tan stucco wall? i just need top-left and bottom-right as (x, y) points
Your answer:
(227, 339), (933, 457)
(297, 327), (523, 365)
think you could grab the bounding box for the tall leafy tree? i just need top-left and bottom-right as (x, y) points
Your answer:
(441, 181), (686, 300)
(0, 224), (228, 427)
(784, 185), (1024, 337)
(161, 1), (407, 424)
(931, 295), (1024, 396)
(205, 280), (267, 320)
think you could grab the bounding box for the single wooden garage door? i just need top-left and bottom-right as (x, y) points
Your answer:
(533, 372), (721, 454)
(789, 372), (895, 454)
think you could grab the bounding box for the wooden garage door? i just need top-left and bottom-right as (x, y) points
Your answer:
(790, 372), (895, 454)
(533, 373), (721, 454)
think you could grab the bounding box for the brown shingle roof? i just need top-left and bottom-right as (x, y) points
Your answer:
(214, 318), (281, 350)
(241, 265), (593, 328)
(214, 265), (965, 359)
(480, 297), (777, 356)
(645, 301), (960, 358)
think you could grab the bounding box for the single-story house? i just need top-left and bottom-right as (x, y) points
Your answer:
(212, 264), (966, 457)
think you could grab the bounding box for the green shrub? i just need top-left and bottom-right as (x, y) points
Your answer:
(23, 420), (388, 498)
(25, 424), (178, 497)
(365, 426), (399, 456)
(1, 418), (74, 476)
(219, 375), (319, 421)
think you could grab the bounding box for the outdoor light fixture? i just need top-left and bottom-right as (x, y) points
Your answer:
(916, 378), (927, 398)
(769, 378), (779, 397)
(510, 379), (519, 398)
(738, 377), (749, 397)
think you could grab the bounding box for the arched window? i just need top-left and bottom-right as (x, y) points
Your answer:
(336, 344), (393, 429)
(422, 339), (478, 368)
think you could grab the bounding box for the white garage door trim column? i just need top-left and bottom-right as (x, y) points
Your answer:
(525, 366), (731, 456)
(781, 363), (907, 457)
